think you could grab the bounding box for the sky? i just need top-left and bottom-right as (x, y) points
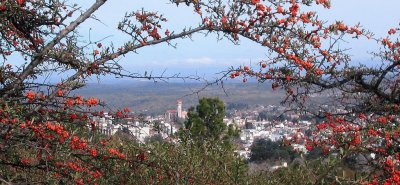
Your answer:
(11, 1), (400, 82)
(76, 0), (400, 81)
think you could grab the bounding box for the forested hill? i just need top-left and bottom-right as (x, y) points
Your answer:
(75, 82), (285, 115)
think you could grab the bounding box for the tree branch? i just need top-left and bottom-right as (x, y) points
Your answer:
(2, 0), (108, 98)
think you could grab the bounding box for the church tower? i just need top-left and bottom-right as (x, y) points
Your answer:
(177, 100), (182, 118)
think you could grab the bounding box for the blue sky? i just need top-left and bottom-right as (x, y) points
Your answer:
(78, 0), (399, 80)
(13, 1), (400, 82)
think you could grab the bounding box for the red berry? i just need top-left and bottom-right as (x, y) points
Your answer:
(261, 63), (267, 68)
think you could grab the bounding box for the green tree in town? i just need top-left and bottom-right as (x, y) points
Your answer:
(185, 98), (226, 139)
(179, 97), (239, 150)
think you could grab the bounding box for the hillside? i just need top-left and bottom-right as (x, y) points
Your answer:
(74, 82), (285, 115)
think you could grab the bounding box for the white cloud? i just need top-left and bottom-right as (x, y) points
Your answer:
(183, 57), (215, 65)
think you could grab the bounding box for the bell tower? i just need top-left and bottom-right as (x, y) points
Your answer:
(177, 100), (182, 118)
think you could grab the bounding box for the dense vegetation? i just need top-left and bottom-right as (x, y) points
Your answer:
(250, 139), (299, 163)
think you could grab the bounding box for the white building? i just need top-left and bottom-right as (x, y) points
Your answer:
(93, 114), (152, 143)
(128, 126), (151, 143)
